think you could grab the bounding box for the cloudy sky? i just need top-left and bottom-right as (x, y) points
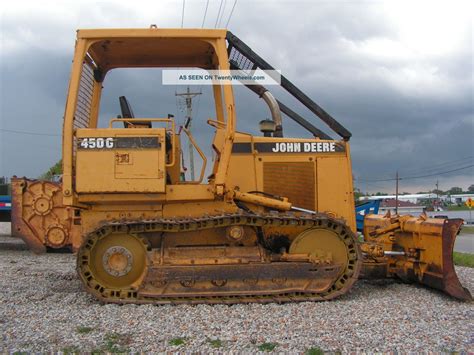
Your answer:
(0, 0), (472, 193)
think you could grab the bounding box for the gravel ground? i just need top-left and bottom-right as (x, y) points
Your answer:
(0, 222), (10, 236)
(0, 241), (473, 353)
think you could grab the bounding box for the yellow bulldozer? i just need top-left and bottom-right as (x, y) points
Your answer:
(11, 28), (471, 303)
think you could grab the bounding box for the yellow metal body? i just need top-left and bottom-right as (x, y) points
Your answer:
(59, 28), (356, 236)
(361, 212), (471, 300)
(10, 28), (470, 303)
(11, 177), (81, 252)
(76, 128), (167, 193)
(59, 28), (361, 303)
(226, 133), (356, 230)
(62, 28), (236, 205)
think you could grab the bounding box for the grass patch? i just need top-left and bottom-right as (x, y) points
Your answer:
(61, 345), (80, 354)
(460, 226), (474, 235)
(258, 342), (277, 352)
(445, 205), (472, 211)
(169, 337), (186, 346)
(76, 326), (94, 334)
(453, 252), (474, 268)
(305, 347), (325, 355)
(208, 338), (223, 348)
(90, 332), (131, 353)
(104, 333), (130, 353)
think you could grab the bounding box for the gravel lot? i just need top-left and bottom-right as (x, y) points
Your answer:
(0, 237), (472, 353)
(0, 222), (10, 236)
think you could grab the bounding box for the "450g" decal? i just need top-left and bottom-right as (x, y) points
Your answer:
(79, 137), (114, 149)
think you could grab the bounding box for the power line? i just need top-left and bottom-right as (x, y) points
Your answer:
(402, 164), (474, 180)
(359, 180), (393, 191)
(399, 155), (474, 176)
(357, 156), (474, 182)
(201, 0), (210, 28)
(0, 128), (60, 137)
(196, 0), (209, 110)
(181, 0), (186, 27)
(217, 0), (227, 27)
(225, 0), (238, 27)
(357, 164), (474, 182)
(214, 0), (224, 28)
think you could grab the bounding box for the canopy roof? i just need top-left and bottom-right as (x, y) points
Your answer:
(78, 28), (227, 71)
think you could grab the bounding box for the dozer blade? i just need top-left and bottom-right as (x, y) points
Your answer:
(363, 213), (472, 301)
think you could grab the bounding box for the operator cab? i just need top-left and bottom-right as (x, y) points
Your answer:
(64, 30), (230, 199)
(116, 96), (179, 185)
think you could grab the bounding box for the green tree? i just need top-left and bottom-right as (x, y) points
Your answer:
(39, 160), (62, 181)
(468, 184), (474, 193)
(449, 186), (463, 195)
(0, 176), (10, 195)
(353, 187), (364, 202)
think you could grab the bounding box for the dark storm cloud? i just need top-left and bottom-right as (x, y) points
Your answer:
(0, 0), (472, 192)
(225, 3), (472, 193)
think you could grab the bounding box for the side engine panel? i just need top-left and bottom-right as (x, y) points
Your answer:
(226, 133), (356, 231)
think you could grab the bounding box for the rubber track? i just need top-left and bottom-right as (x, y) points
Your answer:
(77, 212), (362, 304)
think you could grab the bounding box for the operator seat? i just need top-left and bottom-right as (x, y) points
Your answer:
(119, 96), (152, 128)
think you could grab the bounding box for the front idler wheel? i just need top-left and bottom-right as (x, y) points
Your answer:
(289, 219), (361, 299)
(77, 231), (148, 301)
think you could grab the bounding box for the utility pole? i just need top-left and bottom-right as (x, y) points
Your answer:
(175, 87), (201, 180)
(395, 171), (399, 215)
(435, 180), (439, 211)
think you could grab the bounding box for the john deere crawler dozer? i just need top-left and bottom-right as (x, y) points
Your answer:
(12, 28), (471, 303)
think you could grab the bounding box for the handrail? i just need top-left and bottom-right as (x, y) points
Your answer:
(109, 117), (173, 128)
(108, 118), (176, 168)
(207, 119), (227, 129)
(181, 127), (207, 184)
